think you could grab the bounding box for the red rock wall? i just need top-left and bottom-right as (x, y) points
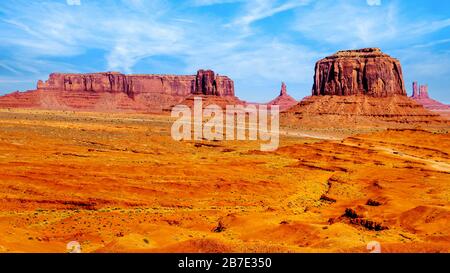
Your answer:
(37, 70), (235, 98)
(312, 48), (407, 97)
(37, 72), (131, 94)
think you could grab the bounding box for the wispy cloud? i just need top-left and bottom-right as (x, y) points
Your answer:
(293, 0), (450, 50)
(294, 0), (398, 47)
(0, 0), (318, 101)
(227, 0), (311, 33)
(0, 0), (449, 103)
(366, 0), (381, 6)
(191, 0), (243, 6)
(409, 18), (450, 36)
(0, 1), (184, 74)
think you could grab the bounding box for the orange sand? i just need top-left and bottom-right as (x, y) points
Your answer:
(0, 109), (448, 253)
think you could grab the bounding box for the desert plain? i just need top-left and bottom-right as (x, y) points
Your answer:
(0, 108), (448, 253)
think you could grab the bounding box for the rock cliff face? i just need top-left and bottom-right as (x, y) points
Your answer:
(312, 48), (406, 97)
(37, 70), (234, 97)
(0, 69), (236, 112)
(194, 69), (234, 96)
(283, 48), (448, 127)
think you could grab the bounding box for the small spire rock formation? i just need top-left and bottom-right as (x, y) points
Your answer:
(410, 81), (449, 112)
(267, 82), (298, 111)
(412, 82), (429, 99)
(419, 84), (429, 99)
(280, 82), (287, 96)
(412, 81), (419, 98)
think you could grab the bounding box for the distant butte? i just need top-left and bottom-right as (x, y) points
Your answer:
(410, 82), (450, 117)
(283, 48), (449, 128)
(267, 82), (298, 111)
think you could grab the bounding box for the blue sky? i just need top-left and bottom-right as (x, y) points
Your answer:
(0, 0), (449, 103)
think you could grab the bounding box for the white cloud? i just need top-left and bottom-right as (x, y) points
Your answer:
(366, 0), (381, 6)
(294, 0), (450, 49)
(294, 0), (397, 47)
(411, 38), (450, 49)
(102, 18), (184, 73)
(186, 39), (319, 80)
(0, 0), (449, 102)
(409, 18), (450, 36)
(0, 1), (185, 73)
(397, 48), (450, 78)
(0, 0), (320, 101)
(191, 0), (243, 6)
(66, 0), (81, 6)
(227, 0), (311, 33)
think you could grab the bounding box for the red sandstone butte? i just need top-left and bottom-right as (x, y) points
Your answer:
(0, 70), (236, 112)
(312, 48), (406, 97)
(267, 82), (297, 111)
(37, 70), (234, 97)
(411, 81), (450, 112)
(282, 48), (449, 127)
(193, 69), (234, 96)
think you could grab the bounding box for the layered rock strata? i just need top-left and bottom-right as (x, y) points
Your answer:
(312, 48), (406, 97)
(0, 70), (236, 112)
(283, 48), (448, 128)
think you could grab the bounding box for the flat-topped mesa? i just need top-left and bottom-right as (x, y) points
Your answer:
(312, 48), (407, 97)
(37, 72), (135, 96)
(36, 70), (235, 98)
(0, 69), (236, 112)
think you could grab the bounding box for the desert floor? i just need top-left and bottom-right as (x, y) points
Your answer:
(0, 109), (449, 253)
